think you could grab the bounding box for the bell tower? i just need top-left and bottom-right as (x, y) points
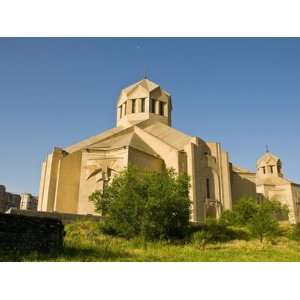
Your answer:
(256, 151), (283, 178)
(116, 78), (172, 127)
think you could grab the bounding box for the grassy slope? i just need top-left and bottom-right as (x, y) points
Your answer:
(1, 221), (300, 262)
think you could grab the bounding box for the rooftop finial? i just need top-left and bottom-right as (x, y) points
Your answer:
(266, 144), (269, 153)
(144, 71), (148, 79)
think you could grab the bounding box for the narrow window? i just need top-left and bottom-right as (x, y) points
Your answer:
(151, 99), (156, 113)
(270, 166), (274, 173)
(262, 166), (266, 174)
(277, 161), (282, 174)
(119, 105), (123, 118)
(206, 178), (210, 199)
(124, 102), (127, 116)
(141, 98), (145, 112)
(132, 99), (136, 113)
(159, 101), (164, 116)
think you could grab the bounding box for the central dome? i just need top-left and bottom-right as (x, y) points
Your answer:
(116, 78), (172, 127)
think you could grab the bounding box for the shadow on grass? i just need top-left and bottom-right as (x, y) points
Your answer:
(0, 244), (132, 262)
(60, 244), (132, 261)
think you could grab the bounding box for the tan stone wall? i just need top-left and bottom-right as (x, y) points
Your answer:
(77, 148), (129, 215)
(53, 151), (82, 213)
(268, 185), (294, 223)
(185, 141), (204, 222)
(291, 185), (300, 223)
(207, 142), (232, 215)
(231, 171), (257, 203)
(134, 126), (180, 170)
(128, 147), (164, 171)
(38, 148), (65, 212)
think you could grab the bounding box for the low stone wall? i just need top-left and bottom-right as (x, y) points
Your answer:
(7, 209), (103, 224)
(0, 213), (64, 252)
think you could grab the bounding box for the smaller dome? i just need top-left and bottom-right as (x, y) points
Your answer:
(116, 78), (172, 127)
(256, 151), (283, 177)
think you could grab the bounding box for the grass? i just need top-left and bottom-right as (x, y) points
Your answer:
(1, 220), (300, 262)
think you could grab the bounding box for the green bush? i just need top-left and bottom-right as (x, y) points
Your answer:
(191, 219), (248, 249)
(89, 166), (191, 241)
(289, 223), (300, 241)
(233, 197), (258, 225)
(226, 197), (287, 243)
(219, 210), (238, 226)
(248, 200), (282, 243)
(192, 230), (213, 250)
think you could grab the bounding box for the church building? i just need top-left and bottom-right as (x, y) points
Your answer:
(38, 78), (300, 223)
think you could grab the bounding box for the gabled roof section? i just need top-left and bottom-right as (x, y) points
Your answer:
(257, 176), (291, 186)
(64, 127), (124, 153)
(64, 120), (145, 154)
(88, 129), (159, 157)
(137, 119), (193, 150)
(232, 165), (254, 174)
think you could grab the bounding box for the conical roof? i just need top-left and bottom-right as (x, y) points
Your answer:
(122, 79), (161, 95)
(117, 78), (170, 105)
(257, 152), (280, 167)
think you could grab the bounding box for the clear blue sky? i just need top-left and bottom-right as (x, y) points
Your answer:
(1, 38), (300, 195)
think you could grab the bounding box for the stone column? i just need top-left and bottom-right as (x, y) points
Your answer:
(137, 98), (142, 113)
(145, 97), (150, 113)
(155, 100), (160, 115)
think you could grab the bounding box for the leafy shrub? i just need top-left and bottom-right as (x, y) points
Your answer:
(192, 230), (213, 250)
(289, 223), (300, 241)
(219, 210), (238, 226)
(228, 197), (287, 243)
(191, 219), (248, 250)
(89, 166), (191, 241)
(233, 197), (258, 225)
(248, 200), (280, 243)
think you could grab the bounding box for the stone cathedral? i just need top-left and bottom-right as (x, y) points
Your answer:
(38, 78), (300, 223)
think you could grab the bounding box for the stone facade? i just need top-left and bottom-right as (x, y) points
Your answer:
(38, 78), (300, 224)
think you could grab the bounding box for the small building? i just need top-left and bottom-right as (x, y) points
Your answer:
(20, 193), (38, 211)
(0, 185), (21, 212)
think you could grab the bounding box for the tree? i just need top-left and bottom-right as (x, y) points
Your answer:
(141, 170), (190, 240)
(89, 166), (191, 240)
(248, 200), (280, 243)
(219, 209), (238, 226)
(234, 196), (258, 225)
(220, 197), (288, 243)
